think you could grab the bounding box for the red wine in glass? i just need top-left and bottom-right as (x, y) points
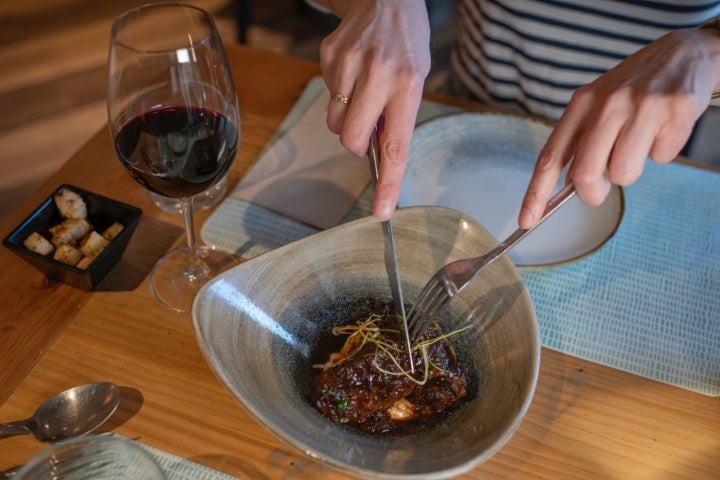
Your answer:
(108, 4), (240, 312)
(115, 106), (237, 198)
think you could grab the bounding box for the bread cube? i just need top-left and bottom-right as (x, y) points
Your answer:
(75, 256), (95, 270)
(53, 244), (82, 266)
(49, 218), (93, 247)
(54, 188), (87, 219)
(79, 231), (109, 258)
(23, 232), (55, 256)
(102, 222), (124, 241)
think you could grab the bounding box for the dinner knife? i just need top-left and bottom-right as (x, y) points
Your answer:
(367, 128), (414, 372)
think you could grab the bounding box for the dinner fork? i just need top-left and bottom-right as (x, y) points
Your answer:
(408, 183), (577, 342)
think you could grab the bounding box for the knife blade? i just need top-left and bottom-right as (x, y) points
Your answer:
(367, 128), (414, 372)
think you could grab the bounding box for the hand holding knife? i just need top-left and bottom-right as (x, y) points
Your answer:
(367, 127), (414, 372)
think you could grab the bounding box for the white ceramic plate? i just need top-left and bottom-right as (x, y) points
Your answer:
(399, 112), (624, 267)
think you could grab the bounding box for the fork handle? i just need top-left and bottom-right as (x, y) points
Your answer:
(479, 183), (577, 266)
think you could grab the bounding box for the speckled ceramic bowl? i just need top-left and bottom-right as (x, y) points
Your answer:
(192, 206), (539, 479)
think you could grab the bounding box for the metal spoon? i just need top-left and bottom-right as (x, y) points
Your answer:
(0, 382), (120, 443)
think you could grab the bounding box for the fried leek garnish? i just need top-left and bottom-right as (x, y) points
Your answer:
(313, 313), (469, 385)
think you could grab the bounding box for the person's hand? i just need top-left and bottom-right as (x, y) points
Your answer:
(518, 28), (720, 229)
(317, 0), (431, 220)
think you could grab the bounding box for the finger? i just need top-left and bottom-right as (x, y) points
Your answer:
(326, 90), (353, 135)
(320, 40), (359, 136)
(325, 71), (356, 136)
(335, 63), (419, 165)
(324, 54), (391, 157)
(370, 78), (423, 220)
(518, 116), (579, 229)
(337, 91), (381, 157)
(566, 104), (625, 207)
(606, 109), (657, 186)
(649, 119), (694, 165)
(373, 108), (419, 220)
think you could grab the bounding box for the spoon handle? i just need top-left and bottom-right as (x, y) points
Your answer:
(0, 419), (31, 439)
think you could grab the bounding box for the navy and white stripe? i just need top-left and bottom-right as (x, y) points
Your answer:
(452, 0), (720, 119)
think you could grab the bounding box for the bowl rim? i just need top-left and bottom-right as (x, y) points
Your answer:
(192, 205), (541, 479)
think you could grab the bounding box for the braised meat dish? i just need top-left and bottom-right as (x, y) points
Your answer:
(310, 298), (467, 434)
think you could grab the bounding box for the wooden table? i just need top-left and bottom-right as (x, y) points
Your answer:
(1, 45), (718, 479)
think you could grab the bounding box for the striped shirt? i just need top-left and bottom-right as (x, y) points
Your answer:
(452, 0), (720, 119)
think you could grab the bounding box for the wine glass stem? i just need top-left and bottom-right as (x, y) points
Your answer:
(180, 197), (208, 282)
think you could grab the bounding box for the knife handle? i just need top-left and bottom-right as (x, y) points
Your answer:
(367, 127), (381, 184)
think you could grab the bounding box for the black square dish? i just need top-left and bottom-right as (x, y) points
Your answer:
(3, 184), (142, 290)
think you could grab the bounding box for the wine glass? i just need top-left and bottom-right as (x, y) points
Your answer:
(108, 3), (240, 313)
(15, 434), (166, 480)
(150, 174), (228, 212)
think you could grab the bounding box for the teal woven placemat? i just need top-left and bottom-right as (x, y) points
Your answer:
(521, 161), (720, 396)
(127, 438), (237, 480)
(201, 81), (720, 396)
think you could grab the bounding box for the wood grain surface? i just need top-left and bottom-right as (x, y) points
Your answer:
(0, 45), (718, 480)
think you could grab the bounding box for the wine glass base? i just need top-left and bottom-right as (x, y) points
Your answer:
(149, 245), (239, 313)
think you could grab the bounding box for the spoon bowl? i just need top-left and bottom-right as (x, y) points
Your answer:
(0, 382), (120, 443)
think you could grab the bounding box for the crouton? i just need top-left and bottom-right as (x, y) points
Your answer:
(102, 222), (124, 241)
(53, 243), (82, 266)
(49, 218), (93, 247)
(49, 227), (76, 247)
(22, 189), (125, 267)
(79, 231), (109, 258)
(54, 188), (87, 219)
(23, 232), (55, 256)
(75, 256), (95, 270)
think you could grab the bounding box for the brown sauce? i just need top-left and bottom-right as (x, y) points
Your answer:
(310, 297), (468, 435)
